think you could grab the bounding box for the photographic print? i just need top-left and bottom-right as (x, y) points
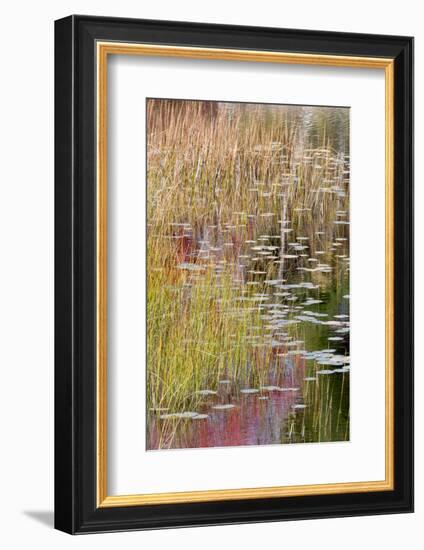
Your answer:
(146, 99), (350, 451)
(55, 17), (413, 532)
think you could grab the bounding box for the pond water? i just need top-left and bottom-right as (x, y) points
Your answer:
(147, 210), (350, 449)
(146, 101), (350, 451)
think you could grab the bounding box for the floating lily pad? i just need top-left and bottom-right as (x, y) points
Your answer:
(160, 411), (203, 420)
(177, 263), (205, 271)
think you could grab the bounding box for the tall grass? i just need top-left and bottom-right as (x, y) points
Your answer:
(146, 99), (349, 422)
(147, 100), (348, 230)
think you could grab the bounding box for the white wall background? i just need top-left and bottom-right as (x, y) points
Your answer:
(0, 1), (419, 548)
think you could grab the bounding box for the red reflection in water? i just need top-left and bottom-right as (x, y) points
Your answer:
(148, 357), (306, 450)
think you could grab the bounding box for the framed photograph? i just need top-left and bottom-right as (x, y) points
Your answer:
(54, 15), (413, 534)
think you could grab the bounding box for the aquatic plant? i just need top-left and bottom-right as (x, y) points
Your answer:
(146, 99), (350, 450)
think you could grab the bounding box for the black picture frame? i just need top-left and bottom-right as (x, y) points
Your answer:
(55, 14), (414, 534)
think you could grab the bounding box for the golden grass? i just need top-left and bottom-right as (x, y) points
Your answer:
(146, 99), (349, 432)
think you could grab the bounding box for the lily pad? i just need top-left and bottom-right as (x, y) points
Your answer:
(160, 411), (203, 420)
(177, 263), (205, 272)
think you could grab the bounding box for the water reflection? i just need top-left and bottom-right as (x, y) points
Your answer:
(147, 100), (350, 450)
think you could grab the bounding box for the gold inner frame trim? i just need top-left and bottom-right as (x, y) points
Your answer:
(96, 41), (395, 508)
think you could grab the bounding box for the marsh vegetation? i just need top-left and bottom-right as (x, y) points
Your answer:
(146, 99), (350, 450)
